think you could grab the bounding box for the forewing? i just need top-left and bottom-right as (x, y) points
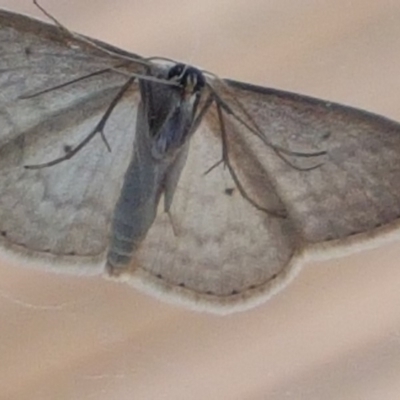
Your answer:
(213, 79), (400, 248)
(0, 10), (142, 270)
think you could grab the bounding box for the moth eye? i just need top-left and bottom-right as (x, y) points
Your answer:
(167, 63), (185, 80)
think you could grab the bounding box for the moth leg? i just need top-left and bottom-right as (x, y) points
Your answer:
(212, 88), (326, 170)
(203, 159), (223, 176)
(215, 101), (287, 218)
(25, 77), (135, 169)
(163, 93), (216, 236)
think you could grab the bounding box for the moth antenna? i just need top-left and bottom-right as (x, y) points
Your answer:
(33, 1), (149, 67)
(146, 56), (181, 65)
(202, 70), (219, 80)
(111, 68), (180, 87)
(19, 65), (180, 101)
(33, 0), (67, 32)
(18, 65), (129, 99)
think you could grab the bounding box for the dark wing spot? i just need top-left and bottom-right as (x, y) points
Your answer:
(1, 231), (6, 237)
(24, 47), (32, 56)
(224, 188), (235, 196)
(321, 131), (331, 140)
(63, 145), (73, 154)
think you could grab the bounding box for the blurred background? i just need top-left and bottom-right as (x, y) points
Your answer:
(1, 1), (400, 399)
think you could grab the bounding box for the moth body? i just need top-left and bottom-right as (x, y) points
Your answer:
(107, 65), (206, 274)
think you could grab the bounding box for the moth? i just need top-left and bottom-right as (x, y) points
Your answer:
(1, 8), (400, 313)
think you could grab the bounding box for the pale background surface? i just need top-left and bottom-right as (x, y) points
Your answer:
(1, 1), (400, 399)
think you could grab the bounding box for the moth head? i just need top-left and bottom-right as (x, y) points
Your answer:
(167, 63), (206, 99)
